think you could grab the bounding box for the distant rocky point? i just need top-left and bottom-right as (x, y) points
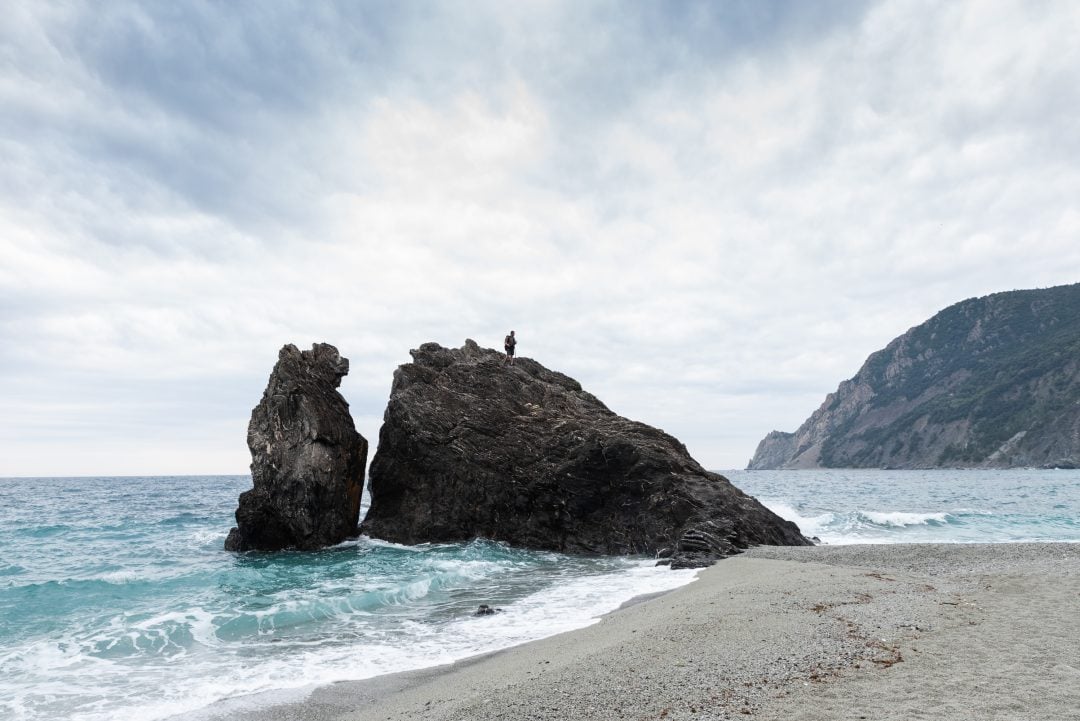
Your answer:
(361, 340), (810, 568)
(749, 283), (1080, 470)
(225, 343), (368, 551)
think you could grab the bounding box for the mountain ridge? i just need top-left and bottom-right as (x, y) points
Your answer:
(748, 283), (1080, 469)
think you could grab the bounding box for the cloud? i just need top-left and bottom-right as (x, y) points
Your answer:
(2, 0), (1080, 475)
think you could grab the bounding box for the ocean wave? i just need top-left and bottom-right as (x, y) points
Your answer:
(860, 510), (952, 527)
(0, 564), (27, 577)
(86, 607), (218, 658)
(2, 576), (150, 596)
(760, 502), (836, 537)
(157, 512), (211, 525)
(762, 499), (995, 543)
(10, 470), (1072, 721)
(0, 556), (699, 721)
(3, 566), (189, 592)
(95, 570), (148, 584)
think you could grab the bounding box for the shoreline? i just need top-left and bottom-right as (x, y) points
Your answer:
(204, 543), (1080, 721)
(184, 569), (699, 721)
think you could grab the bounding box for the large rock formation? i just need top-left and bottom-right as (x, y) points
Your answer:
(225, 343), (368, 551)
(749, 283), (1080, 469)
(360, 340), (809, 568)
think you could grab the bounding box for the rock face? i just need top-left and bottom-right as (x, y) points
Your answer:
(360, 340), (809, 568)
(748, 283), (1080, 469)
(225, 343), (368, 551)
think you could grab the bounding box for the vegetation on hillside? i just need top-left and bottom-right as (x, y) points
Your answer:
(817, 283), (1080, 467)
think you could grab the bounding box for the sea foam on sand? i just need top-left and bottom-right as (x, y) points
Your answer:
(216, 543), (1080, 721)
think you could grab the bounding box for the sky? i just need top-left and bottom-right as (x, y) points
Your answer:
(2, 0), (1079, 476)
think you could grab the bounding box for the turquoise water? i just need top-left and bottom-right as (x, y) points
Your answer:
(730, 469), (1080, 545)
(0, 476), (694, 721)
(1, 470), (1078, 721)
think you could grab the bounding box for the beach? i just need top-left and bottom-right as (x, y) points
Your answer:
(223, 542), (1080, 721)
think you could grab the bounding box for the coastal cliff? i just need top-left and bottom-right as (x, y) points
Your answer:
(749, 283), (1080, 469)
(225, 343), (368, 551)
(361, 340), (809, 567)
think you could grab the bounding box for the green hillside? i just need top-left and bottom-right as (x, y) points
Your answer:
(751, 283), (1080, 469)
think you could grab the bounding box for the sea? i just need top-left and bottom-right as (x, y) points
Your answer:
(1, 469), (1078, 721)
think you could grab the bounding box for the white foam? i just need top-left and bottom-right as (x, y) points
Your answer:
(144, 561), (696, 721)
(361, 536), (429, 552)
(761, 500), (835, 537)
(862, 510), (950, 527)
(761, 499), (966, 544)
(426, 561), (695, 664)
(1, 534), (700, 721)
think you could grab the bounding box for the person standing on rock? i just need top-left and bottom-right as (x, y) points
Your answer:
(503, 330), (517, 366)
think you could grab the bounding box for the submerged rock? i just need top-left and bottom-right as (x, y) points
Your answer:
(360, 341), (810, 567)
(225, 343), (368, 552)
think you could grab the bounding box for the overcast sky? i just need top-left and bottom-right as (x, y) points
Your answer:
(2, 0), (1079, 476)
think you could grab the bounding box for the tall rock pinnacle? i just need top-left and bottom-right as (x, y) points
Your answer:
(225, 343), (368, 551)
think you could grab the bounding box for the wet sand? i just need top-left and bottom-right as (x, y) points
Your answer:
(215, 543), (1080, 721)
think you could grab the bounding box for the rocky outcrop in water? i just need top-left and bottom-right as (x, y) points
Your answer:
(748, 283), (1080, 469)
(225, 343), (368, 551)
(360, 340), (810, 567)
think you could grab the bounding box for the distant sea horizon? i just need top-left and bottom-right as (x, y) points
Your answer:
(1, 469), (1077, 721)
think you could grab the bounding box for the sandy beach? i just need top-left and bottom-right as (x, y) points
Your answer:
(217, 543), (1080, 721)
